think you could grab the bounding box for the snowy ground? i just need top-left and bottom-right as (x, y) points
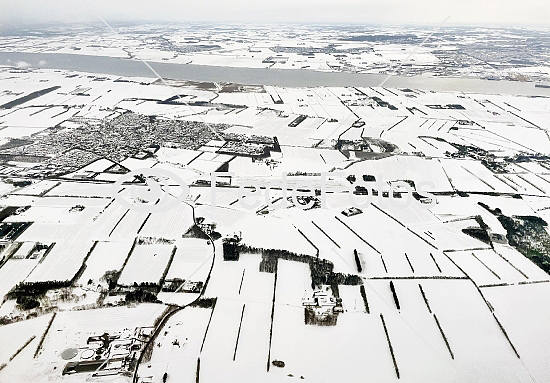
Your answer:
(0, 42), (549, 383)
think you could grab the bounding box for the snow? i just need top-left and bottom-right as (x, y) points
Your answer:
(0, 30), (550, 383)
(139, 307), (213, 383)
(0, 259), (38, 302)
(76, 241), (133, 287)
(482, 282), (550, 383)
(0, 314), (52, 368)
(138, 202), (194, 240)
(117, 244), (174, 286)
(25, 240), (94, 283)
(165, 238), (212, 281)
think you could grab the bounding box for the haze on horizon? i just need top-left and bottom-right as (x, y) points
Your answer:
(1, 0), (549, 29)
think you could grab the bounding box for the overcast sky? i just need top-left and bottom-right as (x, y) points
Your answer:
(1, 0), (549, 27)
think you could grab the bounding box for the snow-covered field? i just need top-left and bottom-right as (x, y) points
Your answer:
(76, 241), (133, 287)
(25, 240), (94, 283)
(165, 238), (212, 281)
(117, 244), (175, 286)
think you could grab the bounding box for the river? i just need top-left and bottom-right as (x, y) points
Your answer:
(1, 51), (549, 96)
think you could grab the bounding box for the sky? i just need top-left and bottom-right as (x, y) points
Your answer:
(0, 0), (549, 27)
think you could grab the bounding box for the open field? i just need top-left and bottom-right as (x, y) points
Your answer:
(76, 241), (134, 288)
(117, 243), (175, 286)
(25, 240), (94, 283)
(165, 238), (212, 281)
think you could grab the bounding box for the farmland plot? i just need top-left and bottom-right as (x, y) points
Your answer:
(488, 123), (550, 154)
(5, 196), (107, 225)
(512, 160), (550, 175)
(504, 172), (549, 195)
(452, 127), (529, 155)
(233, 285), (274, 372)
(445, 249), (528, 286)
(117, 243), (175, 286)
(269, 261), (405, 383)
(5, 205), (97, 226)
(12, 180), (59, 196)
(193, 186), (241, 208)
(468, 249), (532, 285)
(252, 120), (321, 147)
(108, 209), (149, 240)
(200, 255), (274, 380)
(70, 158), (116, 174)
(139, 307), (213, 383)
(279, 146), (340, 173)
(0, 314), (52, 370)
(119, 157), (158, 171)
(227, 156), (272, 177)
(270, 303), (403, 382)
(440, 159), (515, 193)
(194, 205), (249, 237)
(492, 243), (550, 281)
(373, 198), (441, 228)
(284, 207), (386, 275)
(338, 206), (462, 277)
(151, 162), (202, 184)
(45, 181), (115, 198)
(522, 195), (550, 212)
(385, 131), (456, 158)
(361, 279), (459, 381)
(90, 201), (128, 240)
(339, 285), (367, 313)
(0, 106), (76, 131)
(138, 202), (194, 240)
(413, 214), (490, 246)
(346, 155), (453, 193)
(25, 240), (95, 283)
(203, 244), (251, 300)
(187, 158), (227, 174)
(165, 238), (212, 281)
(417, 279), (533, 382)
(15, 222), (76, 243)
(430, 194), (525, 222)
(353, 111), (407, 138)
(76, 241), (134, 287)
(231, 296), (279, 373)
(205, 251), (273, 304)
(483, 282), (550, 383)
(362, 278), (529, 382)
(155, 147), (202, 166)
(0, 259), (38, 301)
(200, 298), (248, 364)
(237, 214), (317, 257)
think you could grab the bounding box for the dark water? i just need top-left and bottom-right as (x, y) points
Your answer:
(1, 51), (549, 96)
